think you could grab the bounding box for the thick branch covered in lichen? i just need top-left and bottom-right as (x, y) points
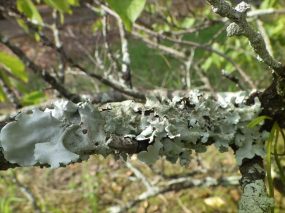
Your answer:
(0, 91), (267, 169)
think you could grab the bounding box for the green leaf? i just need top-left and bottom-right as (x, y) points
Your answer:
(67, 0), (79, 6)
(179, 17), (195, 29)
(0, 71), (12, 88)
(92, 19), (103, 33)
(201, 57), (213, 71)
(247, 115), (272, 128)
(273, 125), (285, 188)
(107, 0), (146, 31)
(16, 0), (43, 25)
(44, 0), (71, 13)
(16, 19), (29, 33)
(261, 0), (278, 8)
(20, 91), (45, 106)
(0, 52), (28, 83)
(0, 86), (6, 102)
(266, 123), (277, 199)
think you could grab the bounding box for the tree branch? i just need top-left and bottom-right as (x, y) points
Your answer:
(207, 0), (284, 76)
(0, 91), (266, 170)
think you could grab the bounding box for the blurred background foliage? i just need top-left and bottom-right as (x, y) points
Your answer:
(0, 0), (285, 212)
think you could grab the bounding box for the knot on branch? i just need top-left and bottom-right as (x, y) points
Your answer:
(227, 22), (244, 37)
(235, 1), (251, 13)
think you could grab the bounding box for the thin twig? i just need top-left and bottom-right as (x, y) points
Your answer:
(221, 70), (245, 90)
(87, 2), (133, 88)
(108, 175), (240, 213)
(248, 9), (285, 17)
(12, 171), (42, 213)
(125, 161), (156, 192)
(116, 16), (132, 88)
(133, 24), (256, 89)
(101, 9), (120, 73)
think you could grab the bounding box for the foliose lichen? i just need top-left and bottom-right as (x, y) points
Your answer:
(0, 91), (268, 168)
(0, 100), (109, 168)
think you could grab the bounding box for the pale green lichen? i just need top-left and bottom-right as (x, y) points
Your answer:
(239, 180), (274, 213)
(0, 100), (109, 168)
(227, 22), (244, 37)
(0, 91), (268, 168)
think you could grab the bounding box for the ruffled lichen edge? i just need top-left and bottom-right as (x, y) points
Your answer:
(0, 91), (268, 168)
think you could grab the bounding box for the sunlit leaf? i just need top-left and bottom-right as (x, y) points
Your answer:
(201, 57), (213, 71)
(179, 17), (195, 29)
(16, 19), (29, 33)
(0, 86), (6, 102)
(20, 91), (45, 106)
(248, 116), (272, 128)
(44, 0), (71, 13)
(106, 0), (146, 31)
(0, 71), (12, 88)
(68, 0), (79, 6)
(273, 125), (285, 189)
(16, 0), (43, 25)
(92, 19), (103, 33)
(266, 123), (278, 199)
(0, 52), (28, 83)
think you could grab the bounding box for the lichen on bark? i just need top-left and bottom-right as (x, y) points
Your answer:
(0, 91), (268, 168)
(239, 179), (274, 213)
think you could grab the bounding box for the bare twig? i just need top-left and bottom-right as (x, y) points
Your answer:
(0, 6), (146, 101)
(184, 50), (195, 89)
(87, 2), (133, 88)
(100, 10), (120, 73)
(125, 161), (157, 192)
(51, 9), (66, 83)
(221, 69), (245, 90)
(116, 16), (132, 88)
(194, 66), (216, 96)
(109, 175), (240, 213)
(248, 8), (285, 17)
(72, 63), (145, 100)
(12, 171), (42, 213)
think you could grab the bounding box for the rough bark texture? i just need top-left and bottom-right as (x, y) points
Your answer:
(239, 156), (274, 212)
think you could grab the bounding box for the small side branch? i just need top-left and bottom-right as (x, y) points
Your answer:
(109, 175), (240, 213)
(207, 0), (284, 76)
